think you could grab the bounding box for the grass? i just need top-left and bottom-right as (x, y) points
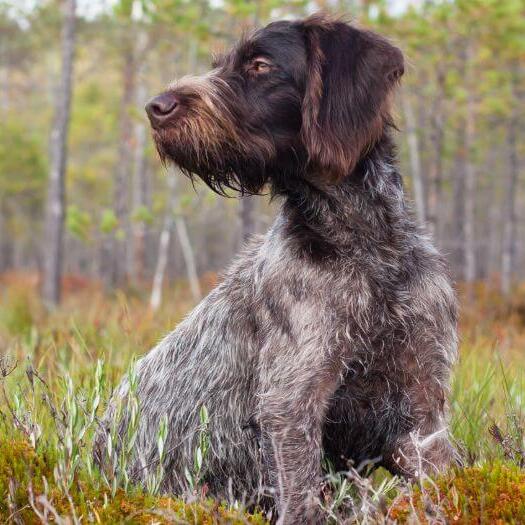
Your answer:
(1, 272), (525, 523)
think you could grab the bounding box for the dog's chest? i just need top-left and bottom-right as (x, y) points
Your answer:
(253, 233), (405, 352)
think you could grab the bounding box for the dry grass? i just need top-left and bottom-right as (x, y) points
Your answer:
(1, 272), (525, 523)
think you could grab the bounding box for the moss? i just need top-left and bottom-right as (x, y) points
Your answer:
(3, 435), (525, 524)
(390, 462), (525, 524)
(0, 439), (53, 521)
(0, 437), (267, 524)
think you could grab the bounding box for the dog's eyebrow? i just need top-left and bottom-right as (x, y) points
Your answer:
(233, 35), (276, 64)
(245, 52), (274, 65)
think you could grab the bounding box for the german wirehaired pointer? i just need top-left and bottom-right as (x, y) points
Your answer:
(96, 14), (458, 523)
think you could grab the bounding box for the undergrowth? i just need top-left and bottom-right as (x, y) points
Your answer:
(1, 274), (525, 523)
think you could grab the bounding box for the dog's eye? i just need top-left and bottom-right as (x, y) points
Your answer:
(249, 57), (272, 74)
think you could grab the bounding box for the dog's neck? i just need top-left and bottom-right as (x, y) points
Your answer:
(277, 134), (416, 258)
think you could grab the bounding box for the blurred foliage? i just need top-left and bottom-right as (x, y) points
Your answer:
(0, 0), (523, 284)
(66, 204), (92, 241)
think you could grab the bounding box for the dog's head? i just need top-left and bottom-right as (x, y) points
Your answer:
(146, 14), (404, 194)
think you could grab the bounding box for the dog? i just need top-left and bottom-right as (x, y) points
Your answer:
(95, 14), (458, 524)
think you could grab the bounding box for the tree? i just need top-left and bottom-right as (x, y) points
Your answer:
(401, 89), (425, 225)
(239, 195), (257, 245)
(0, 120), (46, 271)
(427, 65), (446, 241)
(1, 0), (524, 295)
(501, 77), (520, 295)
(130, 29), (150, 285)
(42, 0), (76, 307)
(462, 40), (477, 285)
(110, 0), (137, 288)
(150, 175), (176, 311)
(150, 172), (201, 311)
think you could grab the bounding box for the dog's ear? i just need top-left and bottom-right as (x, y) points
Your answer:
(299, 15), (404, 182)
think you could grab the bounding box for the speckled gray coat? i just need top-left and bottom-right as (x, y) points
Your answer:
(95, 15), (458, 524)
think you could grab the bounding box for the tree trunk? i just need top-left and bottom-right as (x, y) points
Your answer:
(150, 173), (201, 311)
(150, 220), (172, 312)
(239, 194), (257, 246)
(427, 68), (446, 241)
(452, 42), (477, 286)
(0, 209), (10, 272)
(150, 175), (176, 311)
(0, 43), (9, 272)
(111, 35), (136, 289)
(463, 44), (476, 285)
(130, 31), (149, 285)
(401, 89), (426, 226)
(0, 44), (9, 272)
(174, 212), (201, 303)
(42, 0), (76, 307)
(131, 115), (148, 285)
(452, 124), (466, 278)
(0, 41), (9, 115)
(501, 71), (520, 295)
(485, 141), (500, 280)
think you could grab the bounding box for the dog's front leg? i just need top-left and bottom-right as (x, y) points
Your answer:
(257, 344), (342, 524)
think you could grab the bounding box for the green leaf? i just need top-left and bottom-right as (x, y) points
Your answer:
(100, 210), (119, 234)
(66, 205), (92, 241)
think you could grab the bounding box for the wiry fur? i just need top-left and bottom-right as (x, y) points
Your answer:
(95, 14), (458, 524)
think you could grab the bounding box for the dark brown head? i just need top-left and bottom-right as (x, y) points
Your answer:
(146, 14), (404, 195)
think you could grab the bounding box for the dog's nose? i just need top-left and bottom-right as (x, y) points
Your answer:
(145, 92), (179, 127)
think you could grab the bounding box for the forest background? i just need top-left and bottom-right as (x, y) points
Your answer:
(0, 0), (523, 309)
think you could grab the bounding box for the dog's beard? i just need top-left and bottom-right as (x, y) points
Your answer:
(152, 126), (272, 196)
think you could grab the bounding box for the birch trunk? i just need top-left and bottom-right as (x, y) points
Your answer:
(452, 124), (466, 277)
(427, 68), (446, 241)
(111, 34), (136, 288)
(150, 175), (176, 311)
(130, 31), (149, 285)
(42, 0), (76, 307)
(485, 143), (500, 280)
(150, 174), (201, 311)
(150, 222), (172, 312)
(239, 194), (256, 246)
(501, 71), (520, 295)
(463, 44), (477, 284)
(0, 42), (8, 114)
(175, 212), (201, 303)
(0, 209), (10, 272)
(0, 43), (9, 270)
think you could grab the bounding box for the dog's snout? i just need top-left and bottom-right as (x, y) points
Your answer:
(145, 92), (180, 127)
